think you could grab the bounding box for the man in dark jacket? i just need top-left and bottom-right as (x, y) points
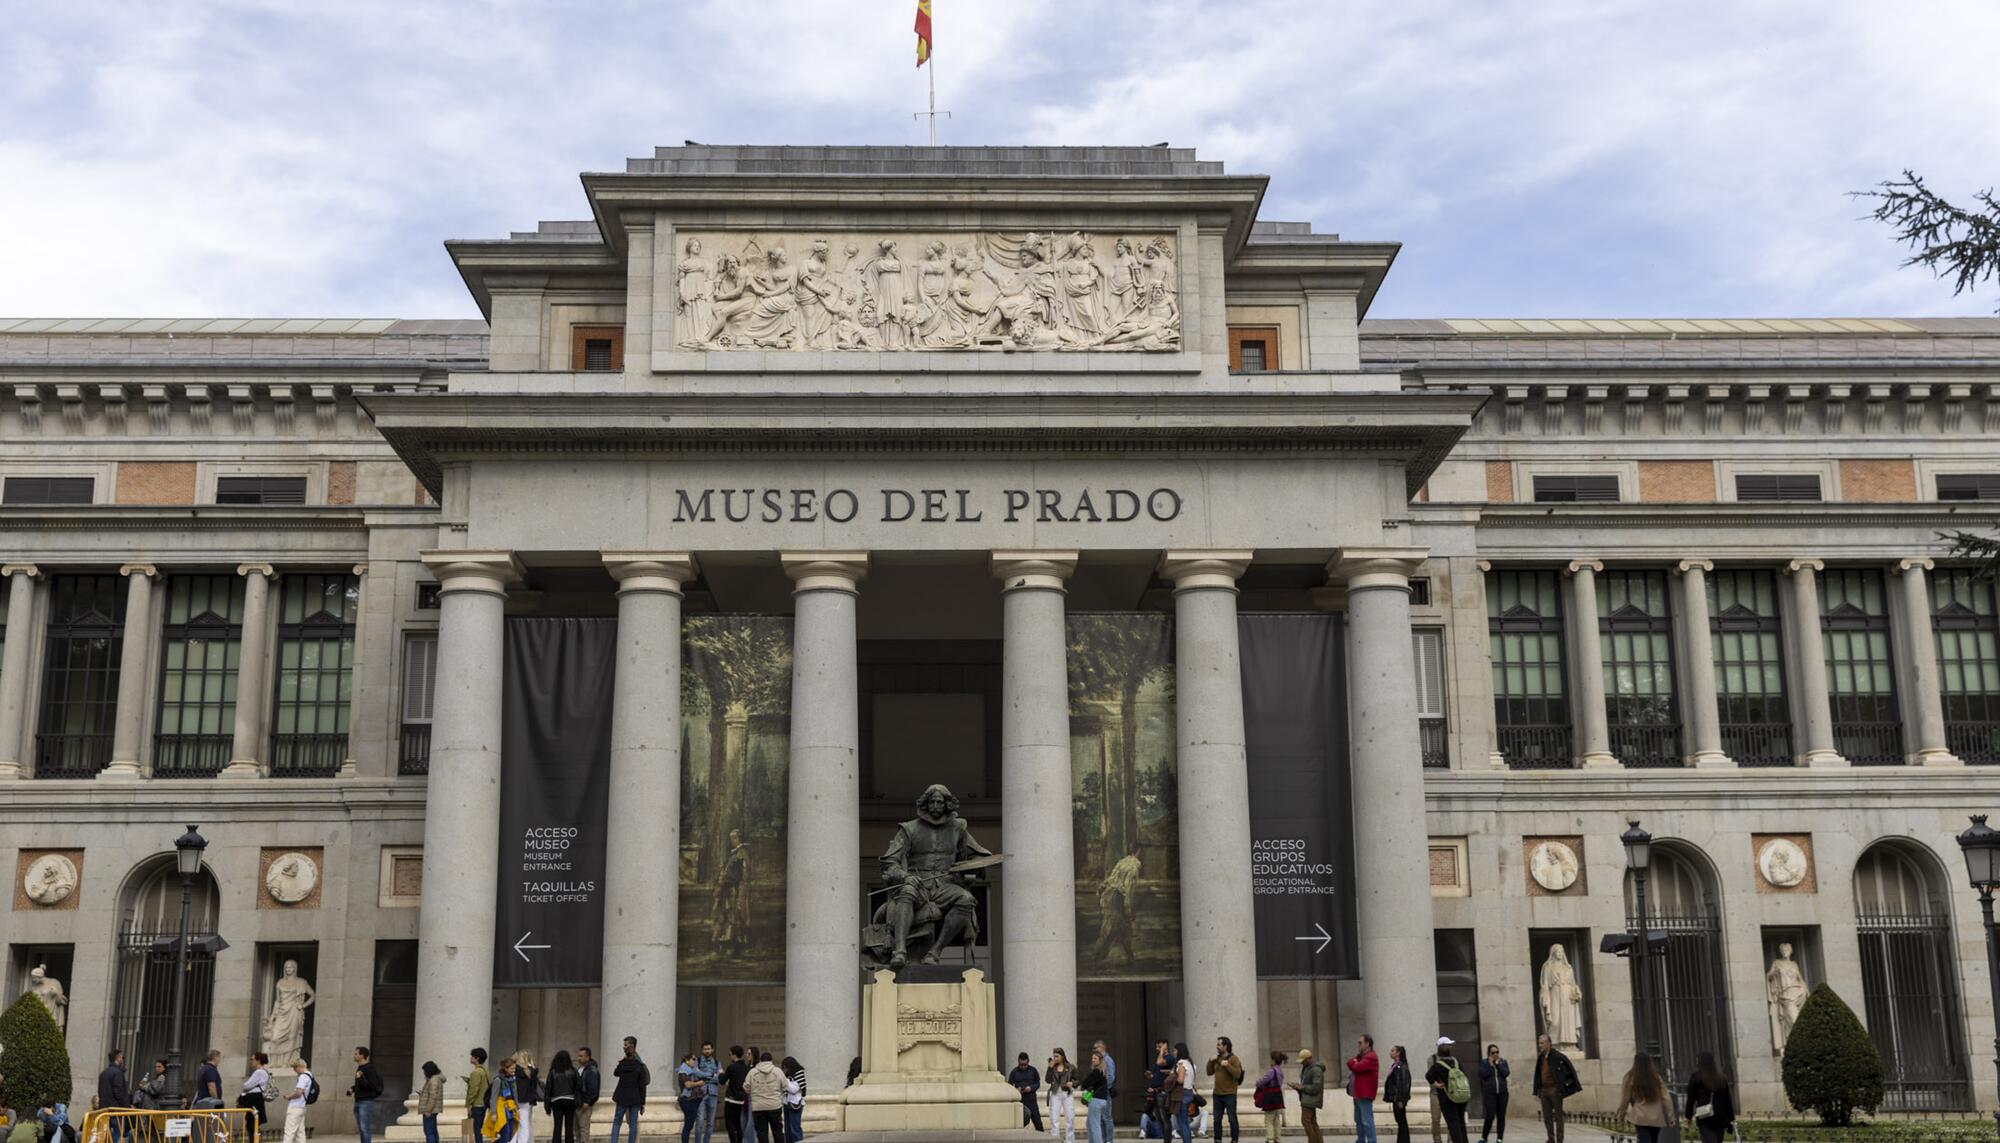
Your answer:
(720, 1047), (751, 1143)
(576, 1047), (602, 1143)
(350, 1046), (384, 1143)
(1528, 1035), (1581, 1143)
(1007, 1053), (1043, 1132)
(97, 1051), (130, 1115)
(610, 1037), (650, 1143)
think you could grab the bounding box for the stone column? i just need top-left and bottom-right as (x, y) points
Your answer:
(1783, 559), (1846, 767)
(992, 550), (1079, 1059)
(1161, 550), (1260, 1055)
(782, 552), (867, 1093)
(1565, 559), (1618, 769)
(1676, 560), (1732, 768)
(411, 550), (520, 1102)
(0, 564), (41, 780)
(220, 564), (276, 780)
(1331, 547), (1438, 1052)
(601, 552), (698, 1064)
(1893, 558), (1961, 767)
(101, 563), (158, 781)
(339, 563), (369, 777)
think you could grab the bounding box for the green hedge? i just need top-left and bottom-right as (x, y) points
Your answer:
(1781, 984), (1886, 1126)
(1738, 1119), (1997, 1143)
(0, 992), (72, 1114)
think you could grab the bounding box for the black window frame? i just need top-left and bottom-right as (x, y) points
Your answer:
(1598, 569), (1683, 767)
(1930, 567), (2000, 765)
(152, 574), (245, 778)
(1487, 568), (1574, 769)
(34, 574), (126, 778)
(269, 573), (359, 778)
(399, 631), (437, 776)
(214, 475), (308, 506)
(1708, 569), (1794, 767)
(1532, 475), (1621, 503)
(1822, 567), (1903, 766)
(1937, 474), (2000, 502)
(1735, 473), (1823, 502)
(3, 475), (95, 505)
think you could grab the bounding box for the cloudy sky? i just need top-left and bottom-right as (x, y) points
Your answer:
(4, 0), (1998, 320)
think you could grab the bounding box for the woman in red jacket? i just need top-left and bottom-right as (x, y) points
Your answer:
(1347, 1035), (1381, 1143)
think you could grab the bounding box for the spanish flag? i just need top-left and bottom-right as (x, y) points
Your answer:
(915, 0), (932, 67)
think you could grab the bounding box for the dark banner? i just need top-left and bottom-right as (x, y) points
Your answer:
(678, 616), (794, 985)
(494, 618), (616, 989)
(1241, 613), (1357, 979)
(1067, 613), (1182, 980)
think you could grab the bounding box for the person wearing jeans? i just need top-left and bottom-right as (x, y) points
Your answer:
(696, 1044), (722, 1143)
(1347, 1035), (1380, 1143)
(351, 1047), (384, 1143)
(1207, 1038), (1245, 1143)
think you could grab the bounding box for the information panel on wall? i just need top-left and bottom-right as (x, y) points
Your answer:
(494, 617), (616, 989)
(1241, 613), (1358, 979)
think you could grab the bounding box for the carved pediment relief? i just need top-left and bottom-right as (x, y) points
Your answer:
(672, 230), (1180, 353)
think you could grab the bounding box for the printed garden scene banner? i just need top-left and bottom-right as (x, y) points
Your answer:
(1067, 613), (1182, 980)
(679, 615), (794, 985)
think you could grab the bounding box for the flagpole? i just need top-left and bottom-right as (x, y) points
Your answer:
(926, 8), (937, 146)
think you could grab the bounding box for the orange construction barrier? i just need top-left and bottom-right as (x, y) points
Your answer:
(78, 1108), (259, 1143)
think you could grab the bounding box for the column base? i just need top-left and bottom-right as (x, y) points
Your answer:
(0, 760), (19, 780)
(217, 760), (262, 780)
(1691, 751), (1736, 770)
(1805, 749), (1850, 769)
(1580, 752), (1622, 770)
(338, 757), (359, 777)
(1919, 748), (1966, 768)
(98, 761), (142, 781)
(1487, 752), (1508, 770)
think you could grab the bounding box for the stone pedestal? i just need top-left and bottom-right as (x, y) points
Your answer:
(839, 968), (1022, 1133)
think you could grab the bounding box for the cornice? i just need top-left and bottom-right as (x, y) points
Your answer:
(1472, 503), (2000, 529)
(1424, 766), (2000, 808)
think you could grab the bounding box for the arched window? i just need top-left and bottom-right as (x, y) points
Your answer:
(1854, 843), (1970, 1110)
(109, 855), (221, 1105)
(1625, 844), (1731, 1081)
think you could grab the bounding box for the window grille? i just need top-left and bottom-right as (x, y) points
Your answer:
(1625, 849), (1733, 1083)
(1487, 569), (1572, 768)
(153, 575), (245, 777)
(1599, 569), (1682, 766)
(34, 574), (125, 778)
(214, 475), (307, 505)
(1708, 570), (1793, 767)
(1531, 475), (1620, 503)
(1821, 568), (1903, 765)
(399, 632), (437, 775)
(1930, 568), (2000, 764)
(270, 573), (358, 777)
(1854, 846), (1973, 1110)
(1413, 629), (1448, 768)
(1735, 473), (1822, 501)
(3, 475), (94, 504)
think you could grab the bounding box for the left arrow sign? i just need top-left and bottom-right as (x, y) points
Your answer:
(513, 931), (553, 963)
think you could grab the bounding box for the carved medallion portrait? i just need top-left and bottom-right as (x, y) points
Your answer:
(1528, 840), (1582, 893)
(1755, 837), (1811, 891)
(261, 849), (322, 907)
(22, 853), (79, 907)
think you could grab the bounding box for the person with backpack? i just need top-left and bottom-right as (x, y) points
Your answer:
(1529, 1035), (1581, 1143)
(238, 1053), (272, 1130)
(1252, 1051), (1287, 1143)
(1288, 1049), (1325, 1143)
(1423, 1038), (1471, 1143)
(1207, 1038), (1245, 1143)
(610, 1038), (650, 1143)
(1382, 1047), (1413, 1143)
(419, 1062), (446, 1143)
(284, 1059), (317, 1143)
(1347, 1035), (1380, 1143)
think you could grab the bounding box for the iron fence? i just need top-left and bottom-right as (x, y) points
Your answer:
(1836, 720), (1907, 767)
(270, 732), (345, 777)
(399, 723), (432, 775)
(1723, 721), (1795, 768)
(1627, 910), (1731, 1084)
(1420, 718), (1449, 769)
(1611, 720), (1683, 768)
(152, 733), (231, 778)
(1946, 719), (2000, 765)
(1499, 724), (1574, 769)
(35, 731), (112, 778)
(110, 926), (218, 1104)
(1857, 911), (1972, 1111)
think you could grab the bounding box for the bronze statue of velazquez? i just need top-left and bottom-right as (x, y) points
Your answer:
(864, 783), (1000, 970)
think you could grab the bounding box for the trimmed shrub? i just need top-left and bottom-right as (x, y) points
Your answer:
(1780, 983), (1885, 1126)
(0, 992), (72, 1114)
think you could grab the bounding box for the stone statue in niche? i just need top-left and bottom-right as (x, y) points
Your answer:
(1767, 942), (1810, 1053)
(261, 959), (316, 1065)
(23, 853), (78, 906)
(864, 784), (1002, 971)
(1538, 943), (1585, 1052)
(677, 231), (1180, 352)
(28, 964), (67, 1030)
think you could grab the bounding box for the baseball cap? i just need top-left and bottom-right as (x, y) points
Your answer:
(1435, 1036), (1454, 1047)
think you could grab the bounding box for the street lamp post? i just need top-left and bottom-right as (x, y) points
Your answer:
(1955, 814), (2000, 1143)
(1622, 819), (1662, 1066)
(165, 824), (208, 1111)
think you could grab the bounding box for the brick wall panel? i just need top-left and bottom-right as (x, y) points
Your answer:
(114, 461), (196, 504)
(1638, 460), (1715, 502)
(1485, 461), (1514, 503)
(1840, 458), (1917, 502)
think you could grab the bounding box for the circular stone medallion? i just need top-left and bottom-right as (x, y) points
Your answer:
(265, 851), (320, 904)
(1757, 838), (1809, 888)
(23, 854), (79, 906)
(1528, 841), (1581, 892)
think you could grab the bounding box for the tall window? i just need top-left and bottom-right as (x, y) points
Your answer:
(35, 575), (125, 778)
(1627, 848), (1733, 1082)
(153, 575), (245, 778)
(1822, 568), (1903, 766)
(1854, 845), (1972, 1110)
(399, 632), (437, 776)
(1599, 570), (1681, 767)
(1413, 629), (1448, 768)
(1709, 570), (1793, 767)
(270, 573), (358, 778)
(1487, 569), (1571, 768)
(1930, 568), (2000, 765)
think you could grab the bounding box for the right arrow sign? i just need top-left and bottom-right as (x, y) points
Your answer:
(1293, 922), (1333, 955)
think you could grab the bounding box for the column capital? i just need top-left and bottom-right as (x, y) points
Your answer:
(1894, 557), (1936, 575)
(1329, 546), (1428, 593)
(782, 550), (868, 594)
(352, 562), (371, 578)
(1784, 558), (1824, 576)
(1160, 549), (1253, 592)
(1676, 559), (1714, 574)
(420, 549), (523, 597)
(0, 564), (39, 578)
(603, 551), (700, 596)
(1564, 559), (1603, 576)
(236, 562), (276, 580)
(991, 550), (1078, 593)
(118, 563), (159, 580)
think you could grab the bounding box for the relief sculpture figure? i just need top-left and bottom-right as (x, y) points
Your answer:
(675, 238), (713, 348)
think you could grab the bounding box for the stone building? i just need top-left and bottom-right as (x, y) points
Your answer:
(2, 145), (1999, 1129)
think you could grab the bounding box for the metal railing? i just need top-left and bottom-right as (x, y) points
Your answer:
(1611, 721), (1683, 768)
(152, 733), (231, 778)
(1946, 719), (2000, 765)
(1722, 721), (1794, 768)
(1835, 720), (1906, 767)
(399, 723), (432, 775)
(1420, 717), (1449, 769)
(82, 1107), (257, 1143)
(34, 731), (113, 778)
(269, 733), (345, 778)
(1498, 724), (1574, 769)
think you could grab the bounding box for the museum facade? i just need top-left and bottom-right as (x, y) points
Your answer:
(3, 145), (2000, 1129)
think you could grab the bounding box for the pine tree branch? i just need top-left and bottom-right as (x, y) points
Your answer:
(1854, 170), (2000, 306)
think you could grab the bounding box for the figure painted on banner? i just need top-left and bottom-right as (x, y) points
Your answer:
(1089, 849), (1142, 963)
(1766, 943), (1810, 1054)
(710, 830), (752, 950)
(1099, 283), (1182, 351)
(675, 239), (713, 349)
(1538, 945), (1584, 1053)
(28, 963), (67, 1030)
(263, 959), (316, 1067)
(866, 784), (995, 970)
